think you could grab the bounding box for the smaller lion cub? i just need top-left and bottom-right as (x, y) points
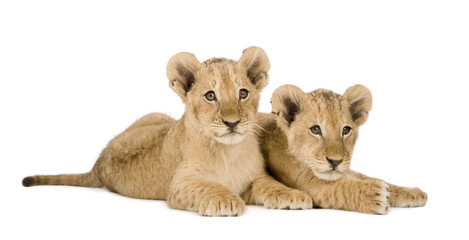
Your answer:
(23, 47), (312, 216)
(258, 84), (427, 214)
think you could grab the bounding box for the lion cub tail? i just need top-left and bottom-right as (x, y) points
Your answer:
(22, 171), (102, 188)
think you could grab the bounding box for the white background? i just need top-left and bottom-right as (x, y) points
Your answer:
(1, 0), (468, 239)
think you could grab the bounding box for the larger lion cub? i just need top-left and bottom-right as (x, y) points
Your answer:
(259, 84), (427, 214)
(23, 47), (312, 216)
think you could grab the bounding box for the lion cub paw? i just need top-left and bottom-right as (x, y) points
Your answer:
(198, 194), (245, 217)
(263, 189), (313, 210)
(359, 179), (390, 215)
(389, 187), (427, 208)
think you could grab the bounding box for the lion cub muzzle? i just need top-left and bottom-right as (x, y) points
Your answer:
(215, 118), (246, 145)
(222, 119), (240, 132)
(326, 157), (343, 170)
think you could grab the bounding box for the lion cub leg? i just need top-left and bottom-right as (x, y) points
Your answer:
(307, 175), (390, 214)
(341, 177), (391, 214)
(350, 172), (427, 208)
(387, 184), (427, 208)
(168, 178), (245, 217)
(244, 175), (313, 210)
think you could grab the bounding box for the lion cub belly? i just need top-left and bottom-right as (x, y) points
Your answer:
(205, 136), (265, 195)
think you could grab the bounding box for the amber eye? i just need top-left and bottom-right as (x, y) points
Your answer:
(310, 125), (322, 135)
(343, 126), (351, 135)
(204, 91), (216, 101)
(239, 89), (249, 100)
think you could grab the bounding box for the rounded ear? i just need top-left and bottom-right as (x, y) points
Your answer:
(237, 46), (270, 90)
(271, 85), (305, 127)
(166, 52), (201, 101)
(342, 85), (372, 126)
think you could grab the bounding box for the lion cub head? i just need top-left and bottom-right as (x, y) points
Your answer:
(166, 47), (269, 145)
(271, 84), (372, 181)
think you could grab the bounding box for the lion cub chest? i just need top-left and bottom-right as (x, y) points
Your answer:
(203, 136), (265, 195)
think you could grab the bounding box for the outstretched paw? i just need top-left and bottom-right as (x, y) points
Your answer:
(263, 189), (313, 210)
(358, 179), (390, 215)
(389, 187), (427, 208)
(198, 193), (245, 217)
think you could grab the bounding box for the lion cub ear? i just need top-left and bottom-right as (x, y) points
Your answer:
(166, 52), (201, 102)
(238, 46), (270, 90)
(271, 85), (305, 127)
(342, 85), (372, 126)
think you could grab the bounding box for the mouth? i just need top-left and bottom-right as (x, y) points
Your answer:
(213, 131), (246, 145)
(313, 169), (344, 181)
(221, 130), (241, 136)
(306, 157), (348, 181)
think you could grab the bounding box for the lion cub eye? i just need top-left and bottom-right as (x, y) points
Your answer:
(310, 125), (322, 135)
(239, 89), (249, 100)
(204, 91), (217, 102)
(342, 126), (351, 135)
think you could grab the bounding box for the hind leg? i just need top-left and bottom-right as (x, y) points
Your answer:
(95, 161), (167, 200)
(93, 140), (168, 200)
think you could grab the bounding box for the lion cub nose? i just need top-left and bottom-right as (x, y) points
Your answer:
(326, 157), (343, 168)
(222, 119), (240, 130)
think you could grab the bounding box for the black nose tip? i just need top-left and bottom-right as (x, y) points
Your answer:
(326, 157), (343, 168)
(222, 119), (240, 129)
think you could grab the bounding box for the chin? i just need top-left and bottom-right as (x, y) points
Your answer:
(313, 170), (344, 181)
(214, 133), (246, 145)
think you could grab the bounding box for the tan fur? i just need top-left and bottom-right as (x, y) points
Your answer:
(258, 84), (427, 214)
(22, 47), (312, 216)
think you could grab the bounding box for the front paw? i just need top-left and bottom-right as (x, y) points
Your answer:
(198, 194), (245, 217)
(263, 189), (313, 210)
(389, 187), (427, 208)
(357, 179), (390, 215)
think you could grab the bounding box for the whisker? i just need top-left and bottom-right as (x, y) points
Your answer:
(252, 123), (266, 132)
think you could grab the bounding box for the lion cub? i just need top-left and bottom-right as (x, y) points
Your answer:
(258, 84), (427, 214)
(23, 47), (312, 216)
